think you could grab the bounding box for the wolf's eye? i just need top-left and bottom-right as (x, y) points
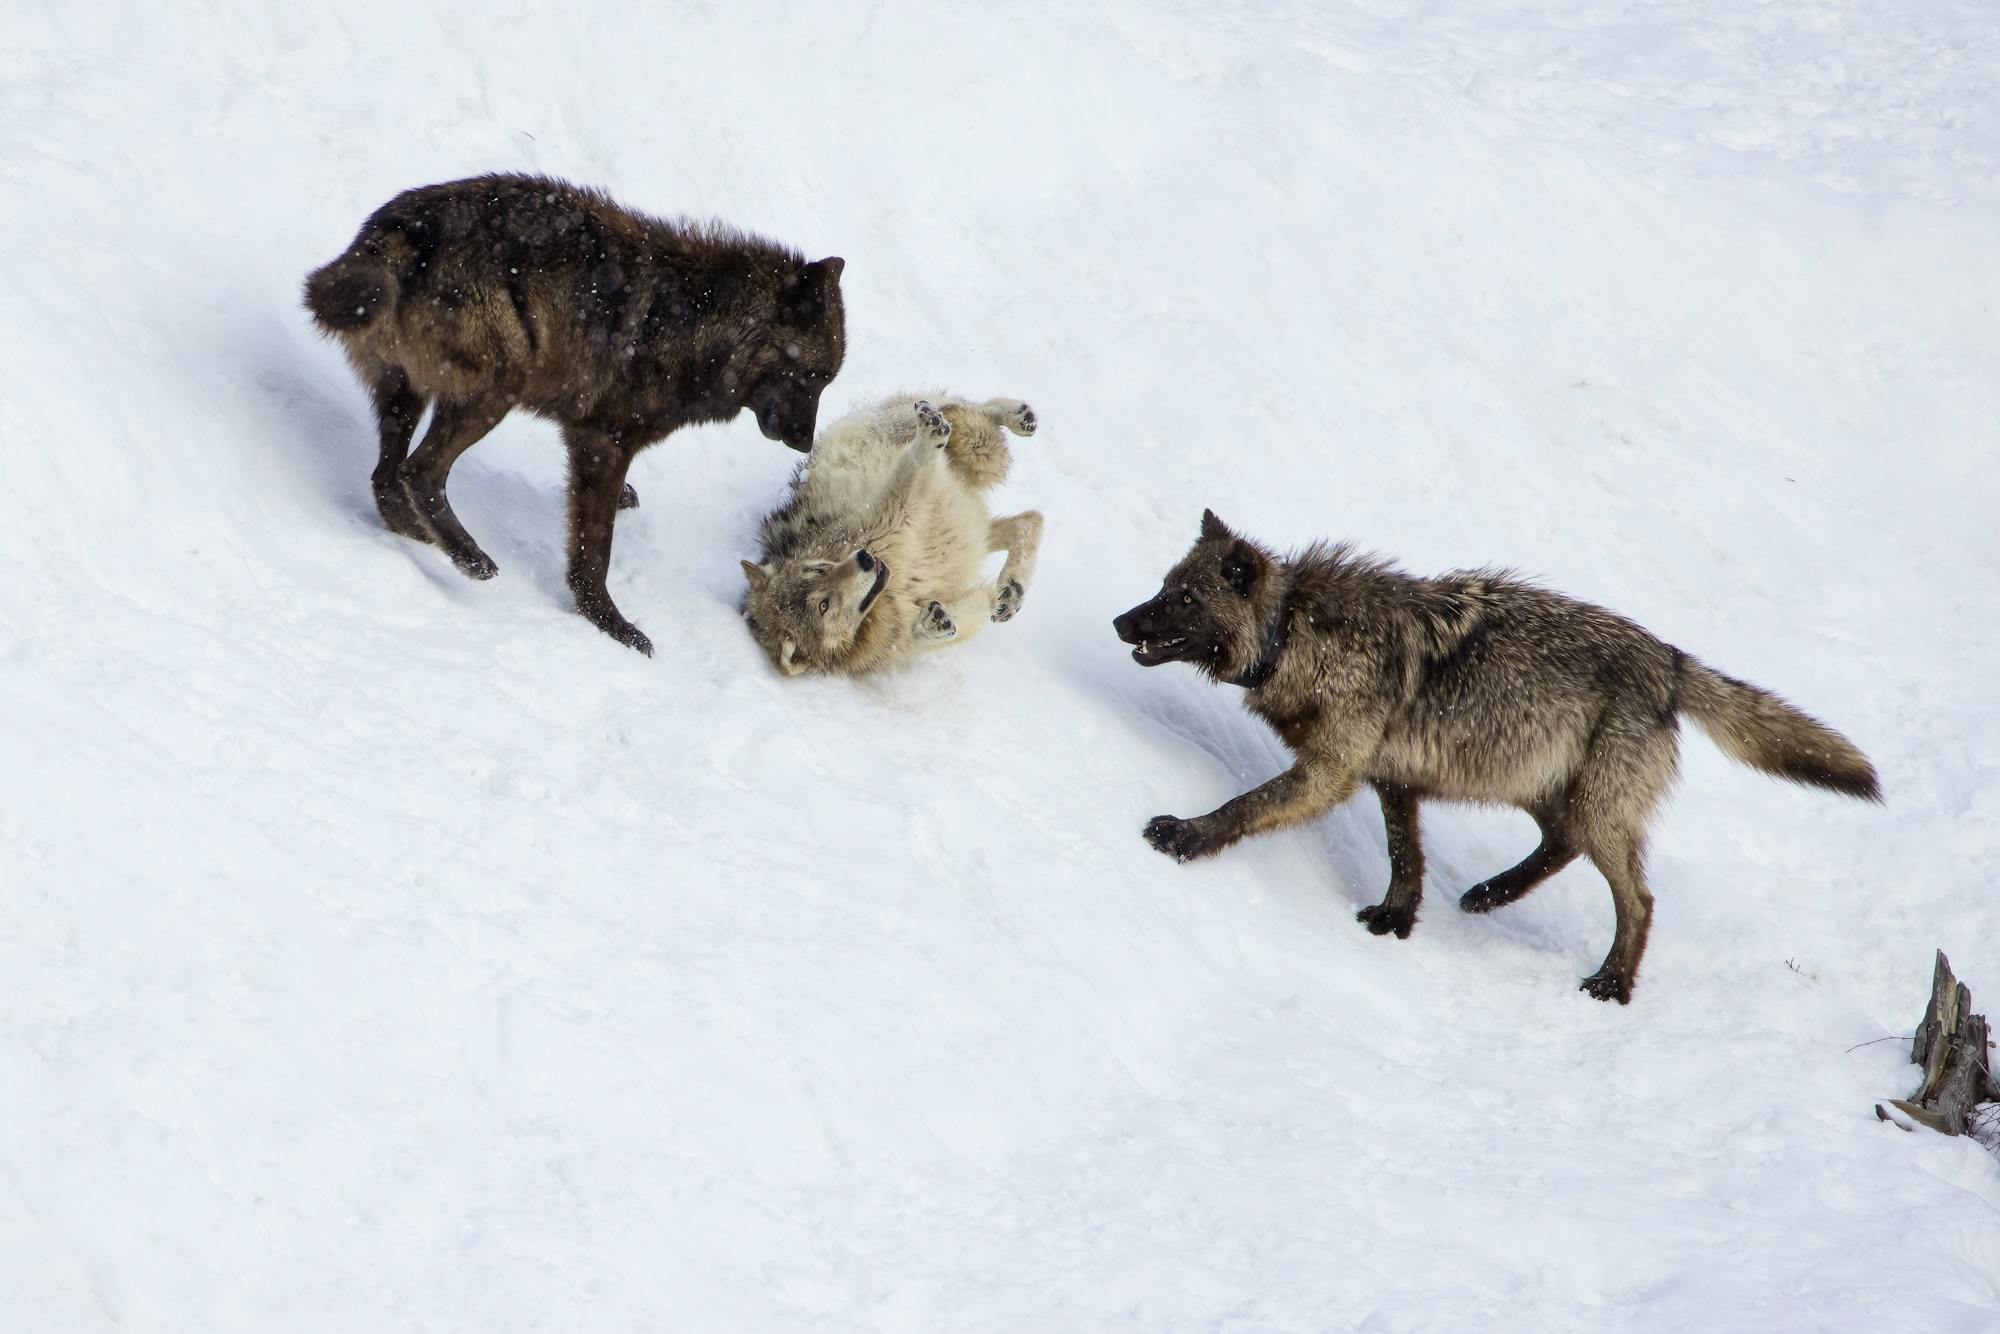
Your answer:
(819, 598), (830, 615)
(1181, 592), (1193, 605)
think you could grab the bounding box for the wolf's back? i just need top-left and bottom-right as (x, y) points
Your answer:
(1678, 658), (1880, 801)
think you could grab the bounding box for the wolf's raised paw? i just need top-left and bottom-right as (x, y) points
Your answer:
(992, 580), (1025, 623)
(987, 399), (1036, 436)
(1356, 902), (1416, 939)
(916, 600), (957, 641)
(913, 399), (951, 448)
(1143, 815), (1212, 863)
(619, 483), (640, 510)
(1579, 968), (1633, 1005)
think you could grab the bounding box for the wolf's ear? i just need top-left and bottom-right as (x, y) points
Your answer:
(741, 559), (771, 591)
(779, 638), (806, 675)
(1200, 509), (1234, 543)
(1221, 540), (1260, 596)
(779, 257), (844, 326)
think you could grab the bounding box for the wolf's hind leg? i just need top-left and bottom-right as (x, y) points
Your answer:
(987, 510), (1044, 622)
(1568, 715), (1674, 1003)
(1459, 810), (1578, 913)
(400, 389), (511, 579)
(1357, 782), (1424, 938)
(1578, 831), (1654, 1005)
(368, 365), (432, 542)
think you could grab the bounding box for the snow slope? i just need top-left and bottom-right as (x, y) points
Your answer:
(4, 1), (1998, 1329)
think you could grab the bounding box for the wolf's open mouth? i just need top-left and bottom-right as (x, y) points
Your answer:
(856, 559), (891, 615)
(1132, 636), (1189, 666)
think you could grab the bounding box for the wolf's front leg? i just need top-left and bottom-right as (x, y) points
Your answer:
(865, 400), (951, 529)
(1144, 762), (1358, 863)
(987, 510), (1044, 622)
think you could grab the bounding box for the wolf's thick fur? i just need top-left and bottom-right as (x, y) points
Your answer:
(1114, 511), (1880, 1004)
(304, 173), (846, 655)
(742, 394), (1043, 676)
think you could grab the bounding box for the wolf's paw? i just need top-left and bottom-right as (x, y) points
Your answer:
(913, 399), (951, 449)
(1459, 881), (1520, 914)
(452, 548), (499, 581)
(1579, 968), (1634, 1005)
(604, 619), (654, 658)
(986, 398), (1037, 436)
(1355, 901), (1417, 939)
(992, 580), (1025, 623)
(1143, 815), (1214, 863)
(577, 593), (654, 658)
(619, 483), (640, 510)
(915, 600), (957, 641)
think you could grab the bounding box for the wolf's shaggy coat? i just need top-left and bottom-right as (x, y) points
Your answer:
(742, 394), (1042, 677)
(304, 173), (846, 654)
(1115, 511), (1879, 1003)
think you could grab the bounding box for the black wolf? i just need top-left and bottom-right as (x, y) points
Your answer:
(1115, 511), (1880, 1003)
(304, 173), (846, 654)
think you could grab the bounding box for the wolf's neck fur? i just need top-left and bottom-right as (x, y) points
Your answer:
(1226, 568), (1294, 690)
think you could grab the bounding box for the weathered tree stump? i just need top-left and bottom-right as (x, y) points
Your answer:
(1876, 951), (1997, 1140)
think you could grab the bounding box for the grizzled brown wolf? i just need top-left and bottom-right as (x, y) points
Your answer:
(304, 173), (846, 655)
(1114, 511), (1880, 1004)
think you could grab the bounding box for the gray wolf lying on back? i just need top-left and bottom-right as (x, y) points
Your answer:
(1114, 510), (1879, 1004)
(304, 173), (846, 656)
(742, 394), (1043, 676)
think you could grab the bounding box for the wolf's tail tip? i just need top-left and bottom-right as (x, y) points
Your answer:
(1788, 755), (1882, 803)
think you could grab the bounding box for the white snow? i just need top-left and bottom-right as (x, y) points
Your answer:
(4, 2), (1998, 1330)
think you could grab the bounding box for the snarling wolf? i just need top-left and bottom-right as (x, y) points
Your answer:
(304, 173), (846, 655)
(1114, 511), (1880, 1004)
(742, 394), (1043, 677)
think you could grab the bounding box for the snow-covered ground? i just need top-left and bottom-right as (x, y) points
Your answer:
(4, 2), (1998, 1329)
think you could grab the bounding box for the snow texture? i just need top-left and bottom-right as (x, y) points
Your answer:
(3, 2), (1998, 1330)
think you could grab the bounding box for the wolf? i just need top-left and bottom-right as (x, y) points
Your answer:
(303, 173), (846, 655)
(1114, 511), (1880, 1003)
(741, 393), (1043, 676)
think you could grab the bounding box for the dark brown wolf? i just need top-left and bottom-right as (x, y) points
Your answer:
(1114, 511), (1880, 1003)
(304, 173), (846, 655)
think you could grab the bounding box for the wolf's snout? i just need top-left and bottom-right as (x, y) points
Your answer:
(1113, 607), (1141, 644)
(855, 550), (875, 572)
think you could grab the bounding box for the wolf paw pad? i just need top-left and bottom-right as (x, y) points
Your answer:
(1143, 815), (1212, 863)
(1579, 968), (1633, 1005)
(916, 600), (957, 641)
(913, 399), (951, 448)
(989, 399), (1036, 436)
(992, 580), (1025, 622)
(1355, 902), (1416, 939)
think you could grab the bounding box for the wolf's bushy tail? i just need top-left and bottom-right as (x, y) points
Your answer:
(303, 248), (395, 333)
(1679, 658), (1881, 801)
